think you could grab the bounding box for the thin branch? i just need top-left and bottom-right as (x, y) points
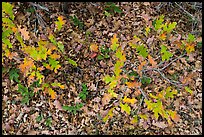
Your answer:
(159, 53), (186, 71)
(138, 87), (148, 100)
(27, 2), (49, 12)
(153, 68), (183, 88)
(174, 2), (196, 20)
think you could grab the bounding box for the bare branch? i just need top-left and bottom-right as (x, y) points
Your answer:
(27, 2), (49, 12)
(174, 2), (196, 20)
(159, 53), (186, 71)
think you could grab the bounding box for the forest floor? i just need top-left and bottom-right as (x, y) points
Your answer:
(2, 2), (202, 135)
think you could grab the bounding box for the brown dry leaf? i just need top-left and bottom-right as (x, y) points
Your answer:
(85, 18), (94, 28)
(89, 82), (97, 91)
(102, 93), (112, 105)
(152, 121), (168, 129)
(27, 130), (38, 135)
(54, 100), (63, 110)
(148, 55), (157, 67)
(17, 25), (30, 40)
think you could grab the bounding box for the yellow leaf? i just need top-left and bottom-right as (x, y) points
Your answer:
(138, 114), (148, 120)
(123, 96), (137, 105)
(58, 15), (66, 25)
(48, 88), (56, 99)
(120, 102), (131, 115)
(126, 81), (141, 88)
(90, 43), (98, 52)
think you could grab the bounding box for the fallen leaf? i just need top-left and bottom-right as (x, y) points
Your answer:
(17, 25), (30, 40)
(89, 52), (98, 58)
(90, 43), (98, 52)
(54, 100), (63, 110)
(123, 96), (137, 105)
(152, 121), (168, 129)
(102, 93), (112, 105)
(148, 55), (157, 67)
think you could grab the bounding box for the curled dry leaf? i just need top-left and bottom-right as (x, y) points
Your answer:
(54, 100), (63, 110)
(152, 121), (168, 129)
(17, 25), (30, 40)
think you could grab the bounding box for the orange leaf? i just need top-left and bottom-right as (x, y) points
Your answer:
(90, 43), (98, 52)
(49, 53), (60, 59)
(148, 55), (157, 67)
(19, 57), (35, 76)
(186, 43), (195, 54)
(17, 25), (30, 40)
(159, 33), (166, 40)
(111, 34), (118, 44)
(48, 88), (56, 99)
(126, 81), (141, 88)
(138, 61), (146, 76)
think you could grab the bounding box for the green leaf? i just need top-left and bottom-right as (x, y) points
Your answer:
(184, 86), (193, 94)
(48, 34), (57, 45)
(165, 87), (177, 99)
(97, 55), (104, 60)
(3, 38), (12, 48)
(2, 2), (15, 20)
(161, 45), (173, 61)
(57, 42), (64, 52)
(103, 75), (115, 84)
(187, 33), (195, 43)
(104, 11), (111, 17)
(154, 15), (164, 30)
(62, 105), (73, 111)
(114, 7), (122, 13)
(120, 103), (131, 115)
(9, 68), (19, 82)
(45, 117), (52, 127)
(141, 76), (151, 84)
(36, 114), (43, 123)
(136, 45), (148, 58)
(166, 22), (177, 33)
(67, 58), (77, 67)
(79, 83), (88, 100)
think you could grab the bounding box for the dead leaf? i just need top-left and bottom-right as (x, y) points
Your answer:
(27, 130), (38, 135)
(102, 93), (112, 105)
(54, 100), (63, 110)
(152, 121), (168, 129)
(17, 25), (30, 40)
(148, 55), (157, 67)
(89, 52), (98, 58)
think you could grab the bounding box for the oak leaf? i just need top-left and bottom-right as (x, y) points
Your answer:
(148, 55), (157, 67)
(90, 43), (98, 52)
(123, 96), (137, 105)
(17, 25), (30, 40)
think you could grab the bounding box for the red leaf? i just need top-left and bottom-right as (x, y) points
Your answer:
(89, 52), (98, 58)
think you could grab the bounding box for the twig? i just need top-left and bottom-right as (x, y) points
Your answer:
(174, 2), (196, 20)
(153, 68), (183, 88)
(138, 87), (148, 100)
(27, 2), (49, 12)
(159, 53), (186, 71)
